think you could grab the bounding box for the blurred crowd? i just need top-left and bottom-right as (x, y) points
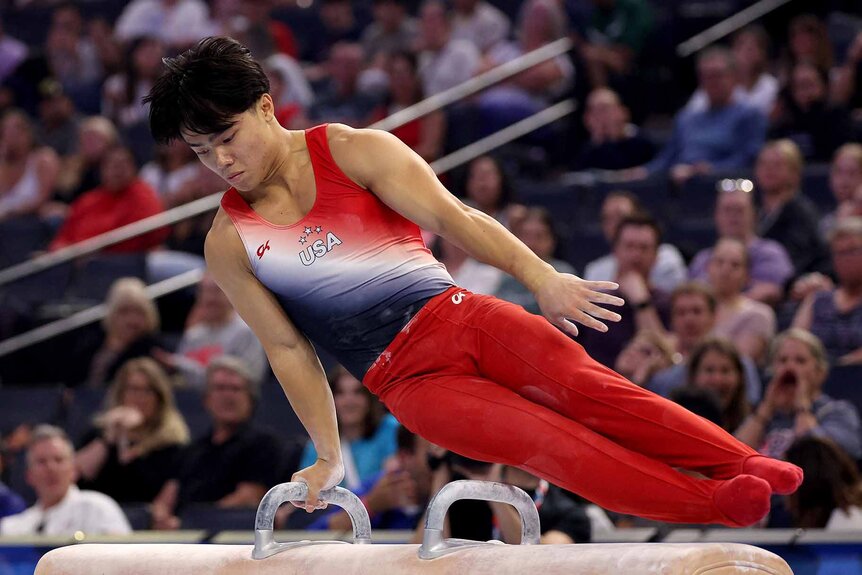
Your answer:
(0, 0), (862, 541)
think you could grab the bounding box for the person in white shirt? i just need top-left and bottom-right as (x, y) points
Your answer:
(584, 191), (686, 293)
(684, 26), (778, 116)
(0, 425), (131, 536)
(114, 0), (212, 50)
(451, 0), (510, 54)
(417, 0), (480, 97)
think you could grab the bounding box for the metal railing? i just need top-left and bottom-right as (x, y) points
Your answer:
(676, 0), (796, 57)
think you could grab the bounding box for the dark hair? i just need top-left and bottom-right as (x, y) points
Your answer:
(462, 154), (515, 209)
(123, 37), (163, 111)
(687, 338), (749, 431)
(327, 366), (384, 440)
(786, 437), (862, 528)
(511, 206), (562, 260)
(144, 37), (270, 143)
(612, 212), (662, 247)
(669, 386), (724, 428)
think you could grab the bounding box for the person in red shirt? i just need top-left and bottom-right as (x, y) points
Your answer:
(50, 146), (169, 253)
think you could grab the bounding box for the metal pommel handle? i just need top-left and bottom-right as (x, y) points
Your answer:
(418, 480), (541, 560)
(252, 481), (372, 560)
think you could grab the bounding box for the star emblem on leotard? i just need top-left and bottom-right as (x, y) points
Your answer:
(304, 226), (312, 235)
(314, 226), (322, 234)
(299, 236), (307, 244)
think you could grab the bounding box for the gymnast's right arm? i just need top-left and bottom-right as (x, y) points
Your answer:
(204, 210), (344, 511)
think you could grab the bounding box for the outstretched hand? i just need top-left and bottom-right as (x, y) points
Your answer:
(534, 273), (625, 337)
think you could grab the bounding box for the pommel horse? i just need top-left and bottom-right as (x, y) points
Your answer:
(36, 480), (793, 574)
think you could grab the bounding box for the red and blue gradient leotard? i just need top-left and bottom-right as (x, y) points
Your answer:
(220, 124), (453, 379)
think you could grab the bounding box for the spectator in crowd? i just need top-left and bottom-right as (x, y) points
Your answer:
(584, 192), (686, 293)
(140, 138), (200, 207)
(308, 42), (379, 126)
(475, 0), (573, 134)
(821, 143), (862, 239)
(736, 328), (862, 461)
(263, 57), (312, 129)
(460, 155), (521, 228)
(300, 367), (399, 491)
(433, 234), (503, 295)
(785, 437), (862, 530)
(626, 47), (767, 185)
(36, 79), (81, 158)
(648, 282), (761, 405)
(685, 26), (778, 116)
(0, 425), (131, 536)
(301, 0), (365, 64)
(769, 62), (852, 161)
(160, 163), (222, 256)
(0, 109), (61, 222)
(151, 356), (286, 530)
(495, 207), (575, 315)
(451, 0), (510, 54)
(75, 358), (189, 503)
(580, 213), (671, 368)
(115, 0), (212, 50)
(362, 0), (418, 61)
(102, 36), (165, 130)
(578, 0), (653, 90)
(88, 17), (124, 77)
(44, 2), (102, 113)
(689, 186), (793, 306)
(687, 338), (751, 432)
(417, 0), (481, 97)
(614, 329), (677, 387)
(573, 87), (655, 171)
(49, 145), (168, 252)
(155, 274), (265, 390)
(779, 14), (833, 82)
(69, 278), (162, 388)
(369, 51), (445, 162)
(0, 18), (27, 84)
(0, 448), (25, 520)
(706, 237), (776, 365)
(793, 217), (862, 365)
(755, 139), (829, 276)
(228, 0), (298, 60)
(55, 116), (119, 204)
(832, 29), (862, 121)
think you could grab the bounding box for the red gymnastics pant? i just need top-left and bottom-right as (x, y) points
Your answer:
(363, 287), (766, 526)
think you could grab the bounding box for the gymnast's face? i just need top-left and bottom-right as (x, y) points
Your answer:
(182, 94), (280, 193)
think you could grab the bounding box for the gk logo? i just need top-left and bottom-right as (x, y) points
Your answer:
(451, 292), (465, 305)
(256, 240), (271, 260)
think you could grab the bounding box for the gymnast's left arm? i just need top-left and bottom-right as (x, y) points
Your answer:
(330, 125), (625, 335)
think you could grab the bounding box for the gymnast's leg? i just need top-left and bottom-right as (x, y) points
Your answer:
(440, 294), (802, 494)
(380, 373), (770, 527)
